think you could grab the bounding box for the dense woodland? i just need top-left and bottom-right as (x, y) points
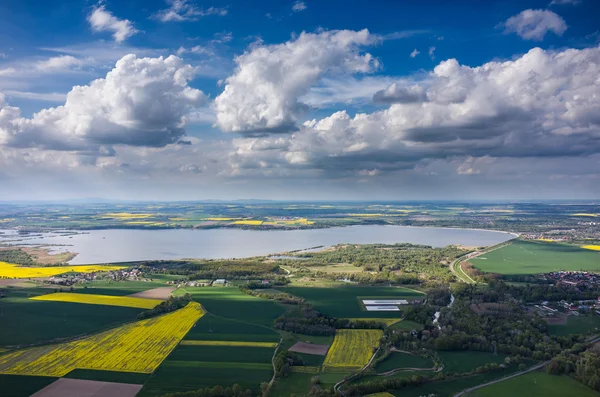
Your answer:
(143, 259), (284, 280)
(0, 249), (36, 266)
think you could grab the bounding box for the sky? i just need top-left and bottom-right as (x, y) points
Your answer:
(0, 0), (599, 201)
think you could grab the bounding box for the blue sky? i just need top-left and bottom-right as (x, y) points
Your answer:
(0, 0), (599, 200)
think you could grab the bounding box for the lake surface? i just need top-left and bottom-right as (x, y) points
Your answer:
(0, 226), (515, 265)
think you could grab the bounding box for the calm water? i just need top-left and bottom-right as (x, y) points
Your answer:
(0, 226), (515, 265)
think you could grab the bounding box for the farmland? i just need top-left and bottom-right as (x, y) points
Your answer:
(437, 351), (507, 374)
(0, 287), (145, 347)
(548, 315), (600, 336)
(375, 352), (434, 373)
(0, 261), (126, 279)
(0, 302), (204, 376)
(470, 240), (600, 275)
(30, 292), (162, 309)
(464, 372), (600, 397)
(280, 285), (425, 318)
(323, 329), (383, 370)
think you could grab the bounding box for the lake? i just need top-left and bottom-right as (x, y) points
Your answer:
(0, 226), (515, 265)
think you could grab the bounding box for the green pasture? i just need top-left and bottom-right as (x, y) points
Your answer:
(465, 372), (600, 397)
(548, 315), (600, 336)
(437, 351), (506, 374)
(168, 345), (275, 364)
(280, 285), (424, 318)
(375, 352), (434, 373)
(271, 372), (314, 397)
(471, 240), (600, 275)
(0, 374), (57, 397)
(184, 314), (280, 342)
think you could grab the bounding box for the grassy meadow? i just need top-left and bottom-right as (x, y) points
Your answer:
(470, 240), (600, 275)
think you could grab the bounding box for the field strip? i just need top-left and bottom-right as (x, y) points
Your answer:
(163, 360), (272, 370)
(0, 261), (126, 279)
(180, 340), (278, 348)
(289, 365), (320, 373)
(30, 292), (162, 309)
(0, 302), (205, 376)
(323, 329), (382, 369)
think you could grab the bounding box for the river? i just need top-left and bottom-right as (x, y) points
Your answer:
(0, 225), (515, 265)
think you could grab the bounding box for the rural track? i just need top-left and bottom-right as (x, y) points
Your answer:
(452, 361), (549, 397)
(452, 334), (600, 396)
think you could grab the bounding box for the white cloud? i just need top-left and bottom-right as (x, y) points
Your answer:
(0, 68), (15, 76)
(428, 46), (436, 60)
(154, 0), (227, 22)
(214, 29), (379, 134)
(549, 0), (581, 5)
(502, 9), (567, 41)
(302, 76), (395, 108)
(228, 46), (600, 176)
(410, 49), (420, 58)
(3, 90), (66, 102)
(292, 1), (307, 12)
(36, 55), (83, 71)
(0, 54), (206, 150)
(88, 4), (138, 43)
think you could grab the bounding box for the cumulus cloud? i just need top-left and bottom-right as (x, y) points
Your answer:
(410, 49), (420, 58)
(154, 0), (227, 22)
(0, 54), (206, 150)
(228, 46), (600, 176)
(88, 4), (138, 43)
(214, 29), (379, 134)
(502, 9), (567, 40)
(373, 83), (427, 104)
(292, 1), (307, 12)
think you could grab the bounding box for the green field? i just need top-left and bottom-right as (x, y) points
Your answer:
(64, 369), (150, 384)
(548, 315), (600, 336)
(271, 372), (314, 397)
(470, 240), (600, 275)
(174, 287), (286, 326)
(280, 285), (425, 318)
(375, 352), (434, 373)
(465, 372), (600, 397)
(0, 374), (57, 397)
(438, 351), (506, 374)
(184, 314), (280, 342)
(169, 345), (275, 363)
(0, 288), (143, 347)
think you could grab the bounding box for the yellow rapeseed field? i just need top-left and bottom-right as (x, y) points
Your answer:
(100, 212), (154, 220)
(205, 217), (242, 221)
(30, 292), (162, 309)
(582, 245), (600, 251)
(0, 262), (126, 279)
(323, 329), (382, 370)
(0, 302), (205, 376)
(231, 220), (263, 225)
(180, 340), (277, 347)
(571, 213), (598, 217)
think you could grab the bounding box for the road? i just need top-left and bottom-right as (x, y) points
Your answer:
(452, 361), (549, 397)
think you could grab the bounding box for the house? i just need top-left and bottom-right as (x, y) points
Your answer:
(213, 279), (227, 286)
(262, 280), (270, 285)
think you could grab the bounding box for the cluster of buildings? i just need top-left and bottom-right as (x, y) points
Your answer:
(541, 271), (600, 288)
(46, 267), (148, 286)
(529, 297), (600, 318)
(167, 278), (229, 287)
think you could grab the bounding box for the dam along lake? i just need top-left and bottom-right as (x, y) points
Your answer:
(0, 225), (515, 265)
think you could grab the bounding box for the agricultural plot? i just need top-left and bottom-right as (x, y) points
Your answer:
(175, 287), (285, 326)
(0, 261), (126, 279)
(465, 372), (600, 397)
(0, 374), (57, 397)
(30, 292), (162, 309)
(280, 286), (425, 318)
(375, 352), (434, 373)
(271, 372), (314, 397)
(437, 351), (506, 374)
(139, 342), (276, 396)
(180, 340), (277, 348)
(323, 329), (382, 370)
(289, 341), (329, 356)
(30, 378), (143, 397)
(184, 314), (280, 342)
(0, 289), (143, 347)
(470, 240), (600, 275)
(0, 302), (205, 376)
